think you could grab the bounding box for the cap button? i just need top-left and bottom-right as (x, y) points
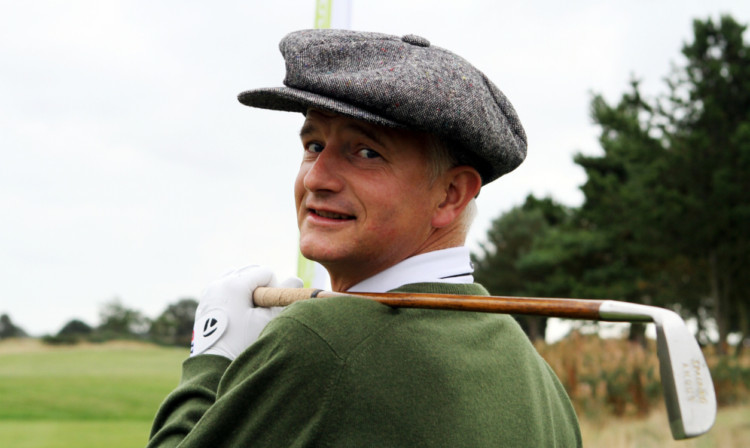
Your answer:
(401, 34), (430, 47)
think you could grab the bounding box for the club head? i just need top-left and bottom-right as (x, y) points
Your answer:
(599, 301), (716, 440)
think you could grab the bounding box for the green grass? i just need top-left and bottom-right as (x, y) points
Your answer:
(0, 421), (153, 448)
(0, 339), (187, 447)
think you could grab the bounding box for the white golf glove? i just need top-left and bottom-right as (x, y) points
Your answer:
(190, 265), (303, 360)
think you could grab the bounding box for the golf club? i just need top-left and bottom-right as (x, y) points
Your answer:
(254, 287), (716, 440)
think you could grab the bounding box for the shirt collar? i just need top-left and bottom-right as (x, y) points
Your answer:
(347, 246), (474, 293)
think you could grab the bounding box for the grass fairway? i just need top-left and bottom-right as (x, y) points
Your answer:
(0, 421), (152, 448)
(0, 339), (187, 447)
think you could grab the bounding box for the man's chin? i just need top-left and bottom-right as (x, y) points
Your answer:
(299, 243), (339, 265)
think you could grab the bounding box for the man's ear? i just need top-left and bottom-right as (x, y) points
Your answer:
(431, 166), (482, 228)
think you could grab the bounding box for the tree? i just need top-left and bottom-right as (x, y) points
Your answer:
(0, 313), (27, 339)
(41, 318), (94, 345)
(97, 298), (150, 340)
(150, 298), (198, 347)
(571, 82), (686, 343)
(657, 15), (750, 349)
(58, 319), (93, 337)
(475, 16), (750, 349)
(572, 15), (750, 348)
(472, 195), (573, 341)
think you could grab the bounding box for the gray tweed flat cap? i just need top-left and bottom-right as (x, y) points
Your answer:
(238, 29), (526, 184)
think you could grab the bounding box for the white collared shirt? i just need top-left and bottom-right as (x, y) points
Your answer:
(347, 247), (474, 293)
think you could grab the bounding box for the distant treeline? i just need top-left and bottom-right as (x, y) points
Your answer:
(0, 313), (28, 339)
(18, 297), (199, 347)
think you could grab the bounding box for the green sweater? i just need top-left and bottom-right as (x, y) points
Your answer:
(147, 283), (581, 447)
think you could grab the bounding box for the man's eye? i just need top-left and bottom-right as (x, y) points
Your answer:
(357, 148), (381, 159)
(305, 142), (324, 153)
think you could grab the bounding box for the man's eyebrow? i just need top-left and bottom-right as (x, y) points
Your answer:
(342, 122), (388, 149)
(299, 123), (317, 139)
(299, 120), (389, 149)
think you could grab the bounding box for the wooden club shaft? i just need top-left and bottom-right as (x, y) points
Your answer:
(253, 287), (604, 320)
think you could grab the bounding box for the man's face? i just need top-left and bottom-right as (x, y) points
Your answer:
(295, 110), (446, 289)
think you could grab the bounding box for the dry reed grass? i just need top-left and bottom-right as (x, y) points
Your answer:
(538, 331), (750, 415)
(579, 405), (750, 447)
(536, 331), (750, 445)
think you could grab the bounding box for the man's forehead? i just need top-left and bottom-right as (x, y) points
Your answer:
(300, 109), (427, 146)
(302, 109), (382, 132)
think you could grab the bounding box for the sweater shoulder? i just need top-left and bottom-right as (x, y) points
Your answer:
(271, 295), (399, 360)
(269, 282), (493, 358)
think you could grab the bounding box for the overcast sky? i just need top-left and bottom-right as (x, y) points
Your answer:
(2, 1), (749, 336)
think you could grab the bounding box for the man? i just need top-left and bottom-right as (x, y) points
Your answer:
(148, 29), (582, 447)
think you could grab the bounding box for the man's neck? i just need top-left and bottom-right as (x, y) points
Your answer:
(342, 247), (474, 293)
(326, 230), (468, 292)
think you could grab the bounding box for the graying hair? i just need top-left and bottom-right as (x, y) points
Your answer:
(424, 135), (478, 233)
(425, 135), (458, 184)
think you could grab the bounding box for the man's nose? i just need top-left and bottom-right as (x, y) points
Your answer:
(303, 146), (345, 193)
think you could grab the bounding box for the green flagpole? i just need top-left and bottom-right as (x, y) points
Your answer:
(314, 0), (333, 29)
(297, 0), (351, 288)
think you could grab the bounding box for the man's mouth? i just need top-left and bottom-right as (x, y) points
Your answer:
(310, 209), (355, 220)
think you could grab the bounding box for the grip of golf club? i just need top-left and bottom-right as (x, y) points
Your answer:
(253, 287), (323, 307)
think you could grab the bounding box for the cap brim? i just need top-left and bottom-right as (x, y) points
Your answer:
(238, 87), (406, 129)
